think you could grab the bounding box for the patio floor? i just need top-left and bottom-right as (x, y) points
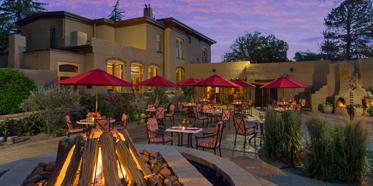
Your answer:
(1, 108), (372, 186)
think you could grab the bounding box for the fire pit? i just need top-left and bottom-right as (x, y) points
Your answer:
(40, 129), (182, 186)
(336, 98), (346, 107)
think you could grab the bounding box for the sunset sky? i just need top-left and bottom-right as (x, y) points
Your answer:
(42, 0), (336, 62)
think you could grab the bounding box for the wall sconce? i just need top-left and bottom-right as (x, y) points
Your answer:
(290, 68), (293, 72)
(243, 78), (247, 81)
(212, 69), (215, 73)
(34, 53), (37, 57)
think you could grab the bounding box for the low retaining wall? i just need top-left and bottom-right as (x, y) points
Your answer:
(0, 111), (42, 122)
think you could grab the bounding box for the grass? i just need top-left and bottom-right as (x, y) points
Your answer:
(264, 110), (303, 163)
(303, 114), (372, 184)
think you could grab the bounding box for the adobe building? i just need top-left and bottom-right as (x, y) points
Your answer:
(3, 5), (373, 114)
(6, 5), (216, 93)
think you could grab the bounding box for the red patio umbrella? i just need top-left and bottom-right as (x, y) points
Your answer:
(259, 76), (311, 100)
(54, 67), (134, 113)
(177, 77), (199, 101)
(233, 79), (255, 101)
(177, 77), (199, 86)
(193, 74), (241, 87)
(233, 79), (255, 88)
(193, 74), (241, 104)
(134, 75), (179, 102)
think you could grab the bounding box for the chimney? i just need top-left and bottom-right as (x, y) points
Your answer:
(143, 4), (153, 18)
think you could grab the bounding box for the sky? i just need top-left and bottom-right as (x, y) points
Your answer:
(41, 0), (336, 62)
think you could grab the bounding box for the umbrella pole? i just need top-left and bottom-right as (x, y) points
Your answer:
(96, 85), (98, 114)
(283, 88), (285, 101)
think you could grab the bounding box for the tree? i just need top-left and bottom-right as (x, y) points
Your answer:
(223, 31), (289, 63)
(321, 0), (373, 60)
(293, 50), (323, 61)
(108, 0), (125, 22)
(0, 0), (47, 54)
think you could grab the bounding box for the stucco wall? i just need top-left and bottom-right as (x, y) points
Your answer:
(96, 25), (115, 42)
(19, 18), (63, 50)
(359, 58), (373, 92)
(115, 24), (147, 50)
(23, 50), (51, 69)
(64, 19), (93, 47)
(18, 69), (57, 87)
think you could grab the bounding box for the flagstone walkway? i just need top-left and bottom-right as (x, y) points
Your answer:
(0, 108), (371, 185)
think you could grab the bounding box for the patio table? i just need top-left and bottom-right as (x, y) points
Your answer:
(76, 118), (115, 136)
(232, 102), (242, 115)
(203, 110), (222, 126)
(166, 127), (203, 148)
(183, 104), (196, 117)
(246, 119), (264, 145)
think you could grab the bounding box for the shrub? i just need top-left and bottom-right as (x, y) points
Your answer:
(354, 104), (363, 108)
(0, 68), (37, 114)
(0, 115), (44, 137)
(145, 87), (172, 108)
(368, 107), (373, 116)
(20, 85), (83, 135)
(181, 86), (196, 102)
(264, 110), (303, 163)
(322, 102), (333, 107)
(303, 115), (371, 184)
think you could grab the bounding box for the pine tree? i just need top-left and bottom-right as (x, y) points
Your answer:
(321, 0), (373, 60)
(0, 0), (48, 54)
(108, 0), (125, 22)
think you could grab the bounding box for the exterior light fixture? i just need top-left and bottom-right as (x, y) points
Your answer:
(290, 68), (293, 72)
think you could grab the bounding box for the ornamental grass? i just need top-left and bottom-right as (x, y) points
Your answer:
(303, 114), (372, 184)
(264, 110), (303, 163)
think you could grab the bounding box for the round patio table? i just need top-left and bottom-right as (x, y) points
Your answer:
(77, 118), (115, 136)
(203, 110), (222, 126)
(183, 104), (196, 117)
(232, 102), (242, 115)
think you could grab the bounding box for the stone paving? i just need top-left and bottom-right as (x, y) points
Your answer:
(0, 108), (371, 185)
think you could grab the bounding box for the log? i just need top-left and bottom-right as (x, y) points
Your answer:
(46, 137), (75, 186)
(89, 128), (102, 139)
(77, 138), (99, 186)
(61, 134), (86, 186)
(116, 140), (147, 186)
(111, 129), (125, 141)
(99, 131), (122, 186)
(119, 129), (152, 176)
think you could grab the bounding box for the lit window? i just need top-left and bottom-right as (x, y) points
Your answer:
(176, 37), (184, 58)
(156, 34), (161, 52)
(202, 48), (208, 63)
(176, 68), (184, 83)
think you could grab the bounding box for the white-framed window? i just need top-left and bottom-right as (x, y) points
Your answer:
(156, 34), (161, 52)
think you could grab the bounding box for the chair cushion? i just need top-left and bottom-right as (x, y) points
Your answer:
(198, 116), (208, 119)
(165, 113), (173, 117)
(113, 125), (125, 130)
(150, 136), (172, 143)
(68, 128), (84, 133)
(197, 139), (219, 148)
(237, 128), (258, 135)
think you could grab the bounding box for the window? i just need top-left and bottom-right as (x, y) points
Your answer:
(156, 34), (161, 52)
(58, 62), (79, 81)
(176, 37), (184, 58)
(107, 61), (125, 92)
(148, 66), (159, 90)
(26, 31), (32, 51)
(202, 48), (208, 63)
(188, 37), (191, 43)
(50, 27), (56, 49)
(176, 68), (184, 83)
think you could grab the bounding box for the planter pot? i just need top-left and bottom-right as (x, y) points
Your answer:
(354, 107), (363, 116)
(322, 106), (333, 114)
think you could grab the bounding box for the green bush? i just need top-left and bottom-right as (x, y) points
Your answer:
(0, 68), (37, 114)
(303, 115), (371, 184)
(264, 110), (303, 163)
(0, 115), (44, 137)
(20, 85), (83, 135)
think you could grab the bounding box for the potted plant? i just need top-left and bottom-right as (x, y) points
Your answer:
(354, 104), (363, 116)
(321, 102), (333, 114)
(364, 95), (372, 107)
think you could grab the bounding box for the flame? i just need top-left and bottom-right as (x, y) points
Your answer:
(117, 160), (127, 180)
(92, 147), (105, 186)
(338, 101), (345, 107)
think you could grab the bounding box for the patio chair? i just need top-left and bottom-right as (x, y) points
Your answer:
(112, 113), (128, 130)
(193, 107), (209, 127)
(165, 104), (175, 124)
(65, 115), (85, 137)
(137, 106), (152, 126)
(202, 104), (213, 122)
(241, 101), (248, 115)
(233, 117), (258, 148)
(216, 109), (231, 129)
(228, 104), (235, 120)
(295, 104), (302, 115)
(196, 103), (203, 114)
(267, 105), (274, 110)
(202, 100), (208, 105)
(195, 121), (224, 156)
(155, 107), (166, 126)
(145, 118), (173, 145)
(177, 102), (188, 117)
(248, 100), (253, 115)
(194, 98), (200, 104)
(95, 119), (110, 132)
(301, 99), (306, 107)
